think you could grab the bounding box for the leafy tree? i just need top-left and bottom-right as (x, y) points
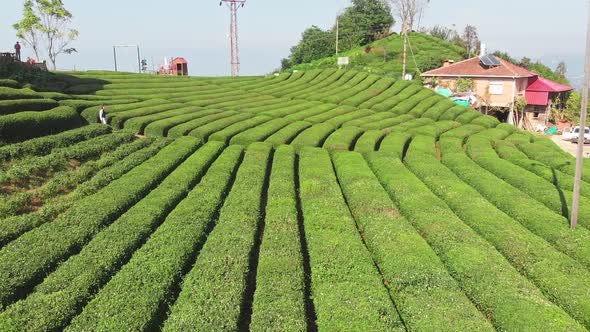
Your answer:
(492, 51), (517, 63)
(13, 0), (79, 70)
(285, 26), (335, 67)
(337, 0), (394, 51)
(519, 57), (531, 69)
(13, 0), (42, 61)
(428, 25), (456, 42)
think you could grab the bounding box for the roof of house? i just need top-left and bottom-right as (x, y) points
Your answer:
(526, 76), (573, 93)
(525, 77), (573, 106)
(421, 56), (535, 78)
(171, 57), (188, 64)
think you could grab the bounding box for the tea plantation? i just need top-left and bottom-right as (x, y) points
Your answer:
(1, 70), (590, 331)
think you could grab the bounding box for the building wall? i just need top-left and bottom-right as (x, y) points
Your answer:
(434, 76), (529, 108)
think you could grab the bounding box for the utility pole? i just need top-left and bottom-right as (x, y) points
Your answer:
(402, 22), (408, 79)
(221, 0), (246, 78)
(113, 45), (141, 73)
(336, 17), (339, 55)
(571, 0), (590, 228)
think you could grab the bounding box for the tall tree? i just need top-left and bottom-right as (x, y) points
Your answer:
(287, 26), (335, 67)
(337, 0), (394, 51)
(13, 0), (42, 61)
(556, 61), (567, 77)
(389, 0), (430, 33)
(37, 0), (78, 70)
(14, 0), (78, 70)
(462, 25), (479, 57)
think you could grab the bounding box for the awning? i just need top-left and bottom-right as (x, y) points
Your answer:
(526, 91), (549, 106)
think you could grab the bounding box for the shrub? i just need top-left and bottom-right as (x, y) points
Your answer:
(0, 106), (83, 141)
(264, 121), (312, 147)
(0, 99), (59, 116)
(163, 142), (272, 331)
(322, 126), (364, 151)
(290, 123), (336, 151)
(0, 137), (201, 309)
(299, 147), (403, 331)
(332, 151), (493, 331)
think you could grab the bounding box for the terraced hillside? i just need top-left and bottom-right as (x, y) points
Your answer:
(1, 70), (590, 331)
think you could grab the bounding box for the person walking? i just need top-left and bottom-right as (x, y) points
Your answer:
(98, 106), (108, 125)
(14, 42), (21, 61)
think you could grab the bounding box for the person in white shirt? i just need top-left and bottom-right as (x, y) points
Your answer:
(98, 106), (108, 124)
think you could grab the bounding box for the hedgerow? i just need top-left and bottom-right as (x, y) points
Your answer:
(394, 91), (439, 116)
(409, 120), (460, 138)
(342, 111), (397, 128)
(275, 69), (337, 98)
(466, 137), (590, 228)
(0, 137), (200, 309)
(209, 115), (273, 144)
(470, 114), (500, 128)
(281, 69), (345, 99)
(438, 105), (469, 121)
(188, 113), (254, 140)
(441, 137), (590, 269)
(361, 114), (415, 130)
(290, 123), (336, 151)
(0, 141), (225, 332)
(371, 84), (423, 112)
(454, 110), (482, 123)
(320, 75), (381, 104)
(64, 144), (243, 331)
(0, 106), (83, 141)
(406, 140), (590, 329)
(440, 124), (485, 139)
(250, 145), (307, 331)
(166, 110), (237, 138)
(358, 80), (412, 109)
(390, 118), (434, 132)
(0, 87), (44, 100)
(306, 72), (369, 102)
(332, 151), (493, 331)
(230, 118), (292, 145)
(341, 78), (395, 106)
(264, 121), (312, 147)
(296, 70), (358, 100)
(0, 125), (111, 162)
(325, 109), (375, 127)
(163, 142), (272, 331)
(298, 147), (404, 331)
(122, 106), (202, 134)
(322, 126), (364, 151)
(366, 152), (585, 331)
(353, 130), (387, 153)
(0, 132), (136, 186)
(80, 99), (168, 123)
(379, 132), (412, 158)
(281, 104), (339, 122)
(109, 103), (184, 128)
(0, 99), (59, 115)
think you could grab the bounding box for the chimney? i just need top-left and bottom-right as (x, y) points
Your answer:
(480, 43), (487, 57)
(443, 59), (455, 68)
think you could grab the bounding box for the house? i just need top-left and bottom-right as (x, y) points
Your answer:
(157, 57), (189, 76)
(421, 54), (573, 129)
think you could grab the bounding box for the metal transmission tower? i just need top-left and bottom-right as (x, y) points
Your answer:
(220, 0), (246, 77)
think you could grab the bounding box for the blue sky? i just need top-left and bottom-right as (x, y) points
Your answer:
(1, 0), (587, 79)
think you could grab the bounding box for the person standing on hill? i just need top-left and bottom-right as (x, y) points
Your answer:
(98, 106), (108, 125)
(14, 42), (21, 61)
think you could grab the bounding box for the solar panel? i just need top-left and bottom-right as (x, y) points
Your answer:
(480, 55), (502, 67)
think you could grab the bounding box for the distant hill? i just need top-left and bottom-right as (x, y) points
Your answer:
(290, 32), (466, 79)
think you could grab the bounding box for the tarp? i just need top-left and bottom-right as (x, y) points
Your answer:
(436, 88), (452, 97)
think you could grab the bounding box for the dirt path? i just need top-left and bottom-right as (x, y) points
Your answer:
(550, 135), (590, 157)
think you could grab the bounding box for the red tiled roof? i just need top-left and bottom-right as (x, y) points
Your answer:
(421, 56), (535, 78)
(526, 76), (573, 93)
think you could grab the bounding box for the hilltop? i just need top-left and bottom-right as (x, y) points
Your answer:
(289, 32), (466, 78)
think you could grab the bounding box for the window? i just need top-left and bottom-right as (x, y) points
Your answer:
(533, 112), (540, 118)
(489, 81), (504, 95)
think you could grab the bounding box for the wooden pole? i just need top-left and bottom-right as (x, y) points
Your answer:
(571, 0), (590, 228)
(402, 25), (408, 80)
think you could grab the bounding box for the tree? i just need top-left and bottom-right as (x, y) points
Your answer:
(337, 0), (394, 51)
(13, 0), (78, 70)
(462, 25), (479, 57)
(428, 25), (457, 42)
(556, 61), (567, 77)
(288, 26), (335, 66)
(13, 0), (42, 61)
(519, 57), (531, 69)
(389, 0), (430, 33)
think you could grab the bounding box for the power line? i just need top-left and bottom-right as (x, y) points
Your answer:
(220, 0), (246, 78)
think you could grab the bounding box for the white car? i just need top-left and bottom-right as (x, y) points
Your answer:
(563, 126), (590, 144)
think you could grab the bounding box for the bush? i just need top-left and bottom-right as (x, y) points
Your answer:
(290, 123), (336, 151)
(366, 152), (585, 331)
(0, 124), (111, 162)
(0, 106), (84, 142)
(163, 142), (271, 331)
(264, 121), (312, 147)
(0, 137), (201, 309)
(353, 129), (387, 153)
(332, 151), (493, 331)
(299, 147), (404, 331)
(322, 126), (364, 151)
(0, 99), (59, 116)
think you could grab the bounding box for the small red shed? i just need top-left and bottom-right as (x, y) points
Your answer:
(170, 57), (188, 76)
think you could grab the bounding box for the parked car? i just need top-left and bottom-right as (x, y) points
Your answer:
(562, 126), (590, 143)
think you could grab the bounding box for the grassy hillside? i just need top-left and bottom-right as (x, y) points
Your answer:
(291, 32), (466, 78)
(2, 70), (590, 331)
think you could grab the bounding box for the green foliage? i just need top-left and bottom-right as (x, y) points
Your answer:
(336, 0), (394, 50)
(0, 106), (84, 142)
(283, 26), (335, 70)
(456, 77), (474, 92)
